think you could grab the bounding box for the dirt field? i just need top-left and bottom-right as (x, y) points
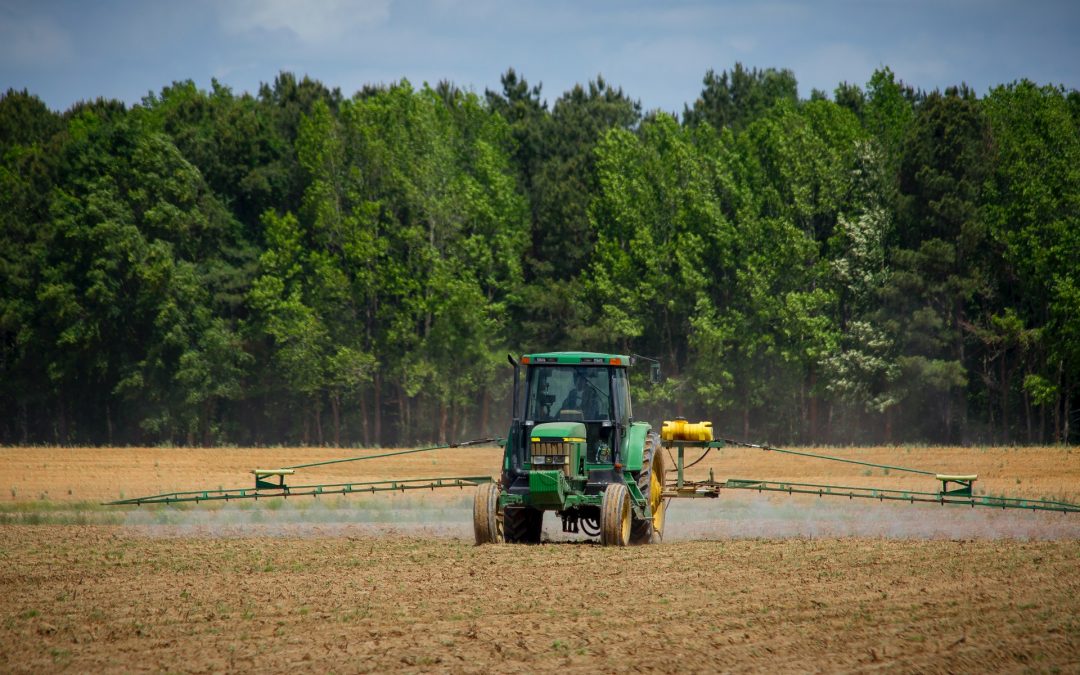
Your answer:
(2, 445), (1079, 672)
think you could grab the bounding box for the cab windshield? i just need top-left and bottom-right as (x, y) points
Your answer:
(525, 366), (612, 422)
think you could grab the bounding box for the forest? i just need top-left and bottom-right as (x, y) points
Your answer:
(1, 65), (1078, 447)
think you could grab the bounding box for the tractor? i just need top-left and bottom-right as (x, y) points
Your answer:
(473, 352), (667, 546)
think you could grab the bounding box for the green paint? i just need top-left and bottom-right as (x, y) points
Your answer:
(622, 421), (650, 471)
(530, 421), (587, 439)
(527, 470), (567, 508)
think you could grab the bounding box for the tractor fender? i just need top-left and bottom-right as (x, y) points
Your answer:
(622, 421), (652, 472)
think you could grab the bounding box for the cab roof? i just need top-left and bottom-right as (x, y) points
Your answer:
(521, 351), (631, 366)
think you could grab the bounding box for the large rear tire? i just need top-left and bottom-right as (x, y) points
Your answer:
(504, 506), (543, 544)
(473, 482), (503, 544)
(630, 432), (667, 545)
(600, 483), (631, 546)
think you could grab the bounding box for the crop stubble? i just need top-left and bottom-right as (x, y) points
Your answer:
(1, 445), (1078, 672)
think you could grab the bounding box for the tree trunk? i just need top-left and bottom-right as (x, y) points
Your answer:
(314, 398), (324, 446)
(1023, 387), (1033, 445)
(202, 399), (213, 446)
(374, 373), (382, 447)
(956, 323), (967, 443)
(20, 401), (28, 445)
(1064, 377), (1071, 446)
(448, 401), (456, 441)
(884, 405), (894, 445)
(439, 400), (448, 444)
(480, 387), (490, 437)
(398, 390), (408, 446)
(1039, 395), (1046, 445)
(331, 393), (341, 447)
(943, 391), (953, 443)
(825, 401), (833, 445)
(106, 403), (114, 446)
(359, 387), (370, 447)
(1054, 358), (1063, 444)
(984, 355), (995, 444)
(56, 386), (67, 444)
(1000, 352), (1009, 443)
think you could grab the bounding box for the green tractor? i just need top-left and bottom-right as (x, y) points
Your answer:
(473, 351), (666, 546)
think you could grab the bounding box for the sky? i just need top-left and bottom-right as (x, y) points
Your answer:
(2, 0), (1078, 114)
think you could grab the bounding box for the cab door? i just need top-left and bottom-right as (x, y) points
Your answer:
(612, 368), (631, 426)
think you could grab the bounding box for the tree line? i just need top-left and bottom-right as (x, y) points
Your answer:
(1, 64), (1078, 447)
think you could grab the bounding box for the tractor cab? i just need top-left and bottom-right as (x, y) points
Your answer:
(502, 352), (638, 498)
(524, 357), (631, 465)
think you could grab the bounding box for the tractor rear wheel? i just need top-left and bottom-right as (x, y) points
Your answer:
(503, 506), (543, 544)
(600, 482), (631, 546)
(473, 482), (503, 544)
(630, 432), (667, 545)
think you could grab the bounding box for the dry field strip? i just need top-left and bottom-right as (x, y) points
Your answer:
(1, 445), (1078, 672)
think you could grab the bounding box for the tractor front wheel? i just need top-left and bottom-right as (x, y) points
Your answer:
(503, 506), (543, 543)
(600, 482), (631, 546)
(473, 482), (504, 544)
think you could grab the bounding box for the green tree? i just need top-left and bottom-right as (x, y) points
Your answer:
(683, 63), (798, 133)
(983, 80), (1080, 442)
(880, 86), (992, 442)
(587, 115), (729, 418)
(31, 107), (246, 443)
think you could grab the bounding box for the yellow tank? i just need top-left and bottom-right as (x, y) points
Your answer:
(661, 418), (713, 442)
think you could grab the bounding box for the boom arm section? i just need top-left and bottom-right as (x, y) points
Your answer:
(106, 476), (493, 506)
(661, 436), (1080, 514)
(104, 438), (500, 506)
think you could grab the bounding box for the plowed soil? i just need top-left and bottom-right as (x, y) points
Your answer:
(1, 445), (1078, 673)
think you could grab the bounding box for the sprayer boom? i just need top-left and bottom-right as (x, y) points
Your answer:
(659, 430), (1080, 514)
(104, 439), (499, 506)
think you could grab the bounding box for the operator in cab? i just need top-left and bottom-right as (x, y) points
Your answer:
(560, 367), (601, 420)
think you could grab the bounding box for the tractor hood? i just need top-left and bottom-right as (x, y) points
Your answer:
(530, 421), (586, 441)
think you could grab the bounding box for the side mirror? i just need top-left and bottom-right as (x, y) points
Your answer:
(650, 362), (661, 384)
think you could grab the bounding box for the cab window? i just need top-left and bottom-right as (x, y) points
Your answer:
(525, 366), (612, 422)
(612, 368), (631, 423)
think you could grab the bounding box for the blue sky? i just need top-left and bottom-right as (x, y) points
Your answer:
(2, 0), (1078, 114)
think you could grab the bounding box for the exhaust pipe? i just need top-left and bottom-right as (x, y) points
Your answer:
(507, 353), (520, 420)
(506, 354), (523, 480)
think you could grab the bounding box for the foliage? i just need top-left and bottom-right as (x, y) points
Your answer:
(1, 66), (1078, 445)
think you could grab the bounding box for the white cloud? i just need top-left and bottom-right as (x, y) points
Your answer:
(0, 8), (73, 68)
(219, 0), (391, 44)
